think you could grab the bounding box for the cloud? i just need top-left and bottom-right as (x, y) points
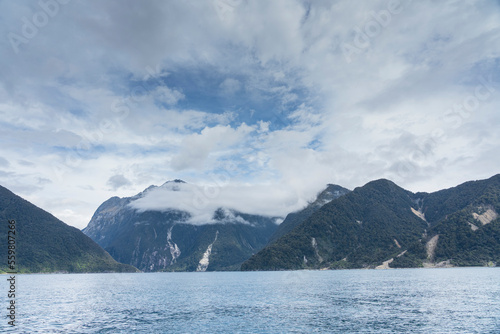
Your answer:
(107, 174), (132, 190)
(219, 78), (241, 96)
(129, 181), (312, 225)
(151, 86), (185, 105)
(18, 159), (35, 167)
(171, 123), (254, 171)
(0, 0), (498, 229)
(0, 157), (10, 167)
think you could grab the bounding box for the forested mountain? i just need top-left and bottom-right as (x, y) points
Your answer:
(0, 185), (137, 273)
(267, 184), (350, 244)
(405, 174), (500, 267)
(242, 175), (500, 270)
(83, 180), (278, 272)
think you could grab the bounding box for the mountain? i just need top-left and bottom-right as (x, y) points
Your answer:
(268, 184), (350, 244)
(83, 180), (279, 272)
(0, 185), (137, 273)
(242, 179), (428, 270)
(241, 175), (500, 270)
(402, 174), (500, 268)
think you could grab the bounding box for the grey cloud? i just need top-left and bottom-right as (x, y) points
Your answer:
(0, 157), (10, 167)
(0, 170), (14, 178)
(219, 78), (241, 96)
(18, 160), (35, 167)
(107, 174), (132, 190)
(37, 177), (52, 186)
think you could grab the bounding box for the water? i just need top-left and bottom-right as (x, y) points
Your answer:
(2, 268), (499, 333)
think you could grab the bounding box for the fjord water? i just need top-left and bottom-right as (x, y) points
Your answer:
(3, 268), (499, 333)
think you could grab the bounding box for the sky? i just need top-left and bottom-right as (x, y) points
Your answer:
(0, 0), (499, 229)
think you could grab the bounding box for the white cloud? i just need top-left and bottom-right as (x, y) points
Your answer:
(171, 123), (254, 171)
(129, 181), (310, 225)
(151, 86), (185, 105)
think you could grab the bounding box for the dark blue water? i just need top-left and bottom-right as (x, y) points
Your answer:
(2, 268), (499, 333)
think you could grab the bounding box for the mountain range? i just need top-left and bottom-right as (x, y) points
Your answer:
(2, 174), (498, 273)
(242, 174), (500, 270)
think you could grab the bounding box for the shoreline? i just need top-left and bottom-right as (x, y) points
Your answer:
(2, 264), (499, 275)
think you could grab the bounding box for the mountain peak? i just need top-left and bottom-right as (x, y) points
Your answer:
(359, 178), (405, 193)
(157, 179), (187, 191)
(144, 185), (157, 192)
(325, 183), (348, 190)
(365, 178), (398, 187)
(168, 179), (186, 184)
(315, 184), (351, 206)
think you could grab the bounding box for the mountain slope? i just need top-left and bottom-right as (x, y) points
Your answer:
(267, 184), (350, 244)
(0, 185), (137, 273)
(242, 175), (500, 270)
(415, 175), (500, 225)
(242, 179), (428, 270)
(83, 180), (278, 272)
(394, 174), (500, 267)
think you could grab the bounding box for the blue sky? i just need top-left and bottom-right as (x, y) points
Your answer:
(0, 0), (499, 228)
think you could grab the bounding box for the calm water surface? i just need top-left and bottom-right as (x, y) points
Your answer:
(2, 267), (499, 333)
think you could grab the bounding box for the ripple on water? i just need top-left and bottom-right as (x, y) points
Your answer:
(2, 268), (499, 333)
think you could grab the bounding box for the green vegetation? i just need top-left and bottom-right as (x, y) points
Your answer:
(267, 184), (350, 244)
(242, 179), (428, 270)
(418, 174), (500, 267)
(0, 185), (138, 273)
(242, 175), (500, 271)
(390, 242), (426, 268)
